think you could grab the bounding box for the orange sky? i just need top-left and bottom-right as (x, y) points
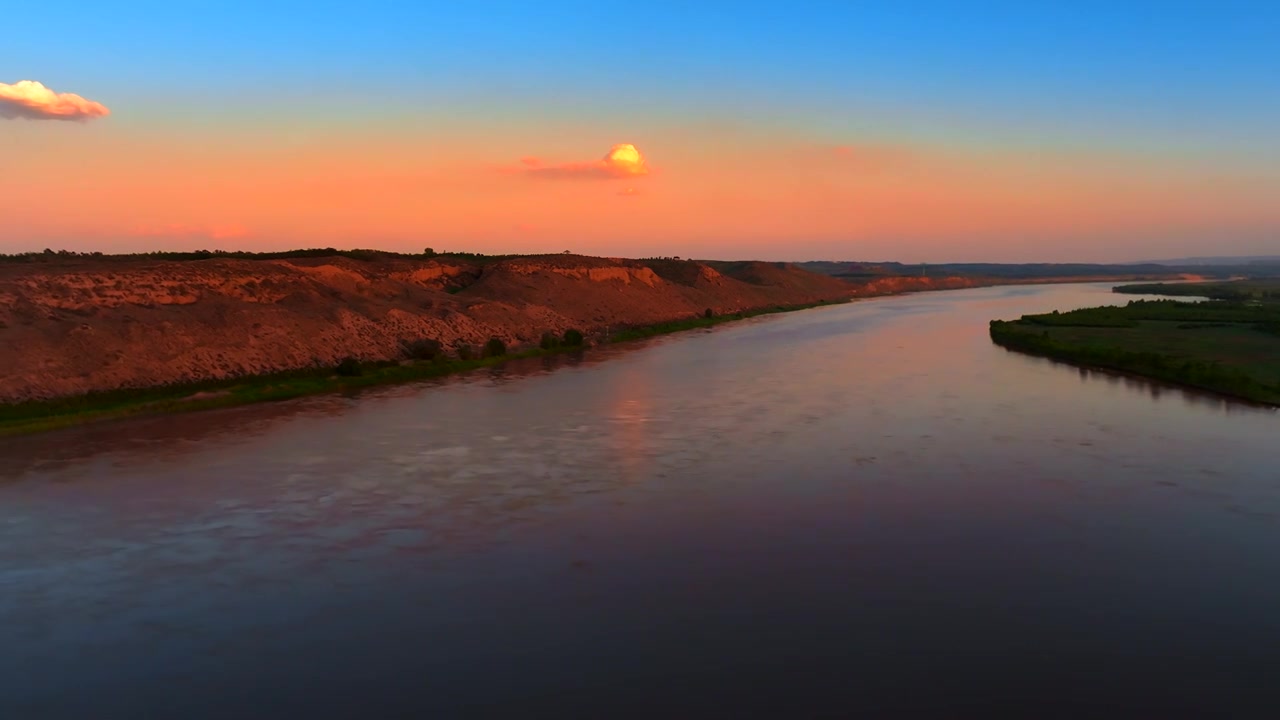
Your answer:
(7, 4), (1280, 262)
(2, 115), (1277, 262)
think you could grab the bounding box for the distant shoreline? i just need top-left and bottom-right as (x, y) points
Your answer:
(989, 281), (1280, 408)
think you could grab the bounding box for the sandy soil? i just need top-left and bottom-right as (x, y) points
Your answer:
(0, 254), (873, 402)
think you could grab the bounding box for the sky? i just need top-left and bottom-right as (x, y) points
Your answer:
(2, 1), (1278, 262)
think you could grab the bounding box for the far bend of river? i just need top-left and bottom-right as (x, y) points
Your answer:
(3, 282), (1279, 718)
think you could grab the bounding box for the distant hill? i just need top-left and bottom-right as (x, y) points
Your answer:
(796, 260), (1280, 280)
(1139, 255), (1280, 266)
(798, 261), (1193, 280)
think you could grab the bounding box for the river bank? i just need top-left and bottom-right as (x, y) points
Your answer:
(0, 263), (1213, 430)
(3, 247), (1212, 406)
(0, 299), (843, 436)
(989, 295), (1280, 407)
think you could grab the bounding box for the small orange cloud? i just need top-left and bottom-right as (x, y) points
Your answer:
(0, 80), (110, 121)
(132, 223), (250, 240)
(618, 186), (642, 197)
(515, 143), (651, 180)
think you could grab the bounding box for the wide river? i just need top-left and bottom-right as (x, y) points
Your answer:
(2, 283), (1278, 717)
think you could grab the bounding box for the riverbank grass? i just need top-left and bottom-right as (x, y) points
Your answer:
(0, 299), (847, 436)
(607, 299), (841, 342)
(990, 297), (1280, 406)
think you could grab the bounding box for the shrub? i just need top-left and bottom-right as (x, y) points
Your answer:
(704, 308), (714, 319)
(539, 331), (561, 350)
(335, 357), (362, 376)
(562, 328), (585, 346)
(457, 344), (477, 361)
(402, 338), (443, 361)
(484, 337), (507, 358)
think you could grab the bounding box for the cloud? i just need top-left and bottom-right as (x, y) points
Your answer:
(617, 186), (642, 197)
(0, 80), (110, 121)
(514, 143), (651, 180)
(132, 223), (249, 240)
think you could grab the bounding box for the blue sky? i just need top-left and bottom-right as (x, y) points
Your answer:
(11, 1), (1275, 121)
(3, 1), (1277, 260)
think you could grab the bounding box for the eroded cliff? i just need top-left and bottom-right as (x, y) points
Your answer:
(0, 254), (860, 402)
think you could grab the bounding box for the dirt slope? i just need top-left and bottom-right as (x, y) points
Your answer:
(0, 254), (857, 402)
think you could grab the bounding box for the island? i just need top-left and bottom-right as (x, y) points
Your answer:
(989, 279), (1280, 406)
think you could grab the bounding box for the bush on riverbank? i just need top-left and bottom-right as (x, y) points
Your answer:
(336, 357), (363, 377)
(403, 338), (443, 361)
(484, 338), (507, 358)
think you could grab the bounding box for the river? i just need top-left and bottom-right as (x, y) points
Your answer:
(2, 282), (1278, 717)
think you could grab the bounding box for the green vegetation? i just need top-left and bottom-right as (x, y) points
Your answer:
(402, 338), (443, 361)
(0, 352), (554, 436)
(1115, 278), (1280, 301)
(335, 357), (363, 377)
(606, 299), (842, 342)
(539, 332), (561, 350)
(990, 298), (1280, 406)
(0, 299), (847, 436)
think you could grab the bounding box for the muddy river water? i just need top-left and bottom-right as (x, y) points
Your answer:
(2, 283), (1278, 717)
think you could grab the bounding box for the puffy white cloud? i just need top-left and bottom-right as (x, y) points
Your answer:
(0, 80), (109, 121)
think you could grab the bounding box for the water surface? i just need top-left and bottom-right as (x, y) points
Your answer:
(2, 283), (1278, 717)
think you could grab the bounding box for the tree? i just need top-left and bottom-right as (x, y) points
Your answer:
(484, 337), (507, 357)
(403, 338), (443, 360)
(336, 357), (362, 376)
(562, 329), (585, 346)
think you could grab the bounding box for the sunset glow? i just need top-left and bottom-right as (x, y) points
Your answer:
(2, 3), (1277, 261)
(605, 144), (648, 177)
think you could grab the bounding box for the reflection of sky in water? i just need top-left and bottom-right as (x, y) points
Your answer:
(1, 282), (1278, 717)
